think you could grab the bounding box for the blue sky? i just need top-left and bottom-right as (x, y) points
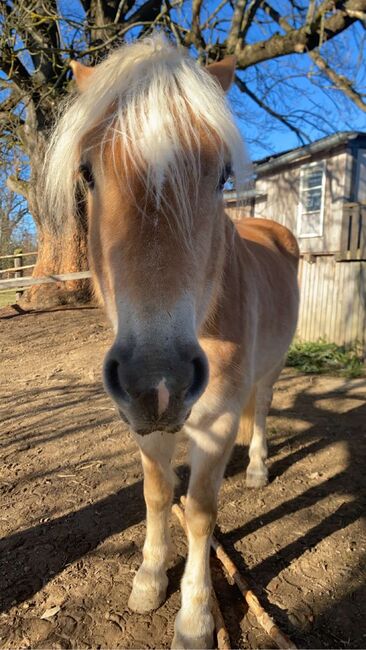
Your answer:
(57, 0), (366, 162)
(5, 0), (366, 242)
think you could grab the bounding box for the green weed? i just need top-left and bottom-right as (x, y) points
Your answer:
(287, 340), (364, 379)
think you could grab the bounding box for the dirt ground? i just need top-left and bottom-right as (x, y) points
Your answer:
(0, 306), (365, 650)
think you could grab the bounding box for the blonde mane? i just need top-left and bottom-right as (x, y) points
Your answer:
(44, 34), (249, 238)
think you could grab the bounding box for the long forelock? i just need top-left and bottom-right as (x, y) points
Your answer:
(44, 34), (249, 241)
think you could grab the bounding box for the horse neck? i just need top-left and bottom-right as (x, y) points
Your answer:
(199, 214), (240, 337)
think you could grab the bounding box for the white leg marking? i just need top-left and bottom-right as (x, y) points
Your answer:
(246, 393), (270, 488)
(129, 432), (176, 612)
(173, 410), (238, 649)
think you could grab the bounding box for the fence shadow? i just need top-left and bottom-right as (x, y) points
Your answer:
(221, 375), (366, 647)
(1, 369), (365, 648)
(0, 480), (145, 612)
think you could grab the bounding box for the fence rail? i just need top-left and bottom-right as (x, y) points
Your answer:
(0, 250), (93, 299)
(0, 249), (39, 300)
(0, 264), (35, 275)
(0, 271), (91, 291)
(0, 251), (37, 261)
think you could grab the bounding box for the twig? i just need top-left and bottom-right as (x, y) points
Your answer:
(171, 503), (231, 649)
(179, 497), (296, 650)
(211, 587), (231, 650)
(172, 502), (187, 532)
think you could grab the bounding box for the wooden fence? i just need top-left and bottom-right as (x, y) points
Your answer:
(297, 256), (366, 352)
(0, 250), (37, 301)
(0, 250), (91, 302)
(338, 203), (366, 261)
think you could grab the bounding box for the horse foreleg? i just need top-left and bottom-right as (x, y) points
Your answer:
(129, 432), (176, 612)
(173, 411), (238, 649)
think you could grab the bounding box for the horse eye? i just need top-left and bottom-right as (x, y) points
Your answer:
(79, 163), (94, 189)
(218, 163), (232, 191)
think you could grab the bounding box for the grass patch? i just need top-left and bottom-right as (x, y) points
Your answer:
(287, 340), (365, 379)
(0, 291), (17, 308)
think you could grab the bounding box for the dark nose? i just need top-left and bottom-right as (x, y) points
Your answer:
(103, 344), (208, 416)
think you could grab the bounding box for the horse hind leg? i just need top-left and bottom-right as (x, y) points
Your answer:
(245, 361), (284, 488)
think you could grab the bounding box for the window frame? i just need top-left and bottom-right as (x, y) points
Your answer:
(297, 160), (326, 238)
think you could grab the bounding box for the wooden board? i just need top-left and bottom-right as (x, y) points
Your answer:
(0, 271), (92, 290)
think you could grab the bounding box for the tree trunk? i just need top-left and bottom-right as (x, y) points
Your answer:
(20, 220), (91, 309)
(17, 101), (93, 309)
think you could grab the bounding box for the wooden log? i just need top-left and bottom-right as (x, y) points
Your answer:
(179, 497), (296, 650)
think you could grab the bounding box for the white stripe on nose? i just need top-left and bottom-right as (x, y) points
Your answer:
(156, 378), (170, 416)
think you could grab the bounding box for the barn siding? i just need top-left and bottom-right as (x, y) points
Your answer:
(297, 257), (366, 351)
(253, 150), (349, 255)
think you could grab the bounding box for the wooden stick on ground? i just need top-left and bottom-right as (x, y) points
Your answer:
(210, 585), (231, 650)
(171, 503), (231, 650)
(178, 497), (296, 650)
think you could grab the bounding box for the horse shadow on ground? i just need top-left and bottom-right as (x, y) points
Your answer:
(1, 373), (365, 648)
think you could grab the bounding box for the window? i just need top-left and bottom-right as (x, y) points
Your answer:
(297, 162), (325, 237)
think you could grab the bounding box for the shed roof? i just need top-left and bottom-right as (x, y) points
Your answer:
(254, 131), (366, 176)
(224, 131), (366, 203)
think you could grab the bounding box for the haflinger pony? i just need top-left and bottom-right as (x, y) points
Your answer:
(45, 34), (299, 649)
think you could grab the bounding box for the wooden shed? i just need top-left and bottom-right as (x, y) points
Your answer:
(225, 131), (366, 353)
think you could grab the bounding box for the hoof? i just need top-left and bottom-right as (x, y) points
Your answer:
(172, 631), (213, 649)
(128, 585), (166, 613)
(128, 573), (167, 613)
(246, 468), (268, 488)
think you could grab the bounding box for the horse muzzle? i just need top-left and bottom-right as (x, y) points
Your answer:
(103, 343), (208, 434)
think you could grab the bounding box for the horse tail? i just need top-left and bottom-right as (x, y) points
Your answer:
(236, 388), (256, 445)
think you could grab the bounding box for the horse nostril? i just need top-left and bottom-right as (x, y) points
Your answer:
(103, 356), (130, 404)
(185, 353), (208, 403)
(106, 358), (119, 390)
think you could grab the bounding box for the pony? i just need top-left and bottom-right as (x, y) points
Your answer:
(45, 34), (299, 649)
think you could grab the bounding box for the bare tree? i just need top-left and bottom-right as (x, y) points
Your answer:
(0, 149), (30, 260)
(1, 0), (366, 306)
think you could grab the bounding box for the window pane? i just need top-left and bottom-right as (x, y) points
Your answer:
(299, 211), (322, 236)
(298, 163), (324, 237)
(303, 165), (323, 189)
(301, 187), (322, 212)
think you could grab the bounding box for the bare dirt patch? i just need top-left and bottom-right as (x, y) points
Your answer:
(0, 307), (365, 649)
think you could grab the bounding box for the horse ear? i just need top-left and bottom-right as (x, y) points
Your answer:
(70, 61), (95, 92)
(206, 55), (236, 92)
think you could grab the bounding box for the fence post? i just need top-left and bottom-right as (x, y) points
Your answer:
(14, 248), (23, 302)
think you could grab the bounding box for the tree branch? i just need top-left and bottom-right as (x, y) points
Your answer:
(6, 175), (30, 200)
(0, 44), (32, 94)
(309, 49), (366, 111)
(261, 1), (366, 111)
(233, 0), (366, 69)
(190, 0), (205, 51)
(238, 0), (264, 46)
(200, 0), (229, 31)
(125, 0), (163, 27)
(227, 0), (246, 50)
(235, 73), (308, 142)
